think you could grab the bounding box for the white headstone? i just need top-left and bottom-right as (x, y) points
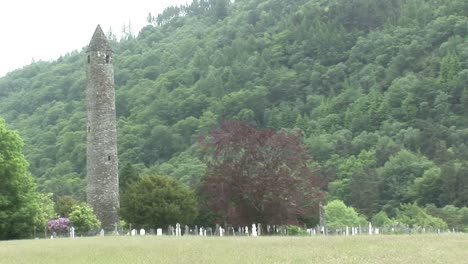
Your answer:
(100, 229), (105, 236)
(368, 222), (372, 235)
(140, 229), (146, 236)
(375, 228), (379, 235)
(199, 227), (203, 236)
(157, 228), (163, 236)
(251, 224), (257, 237)
(70, 226), (75, 238)
(345, 226), (349, 236)
(131, 229), (137, 236)
(245, 226), (249, 236)
(176, 223), (181, 237)
(219, 226), (224, 237)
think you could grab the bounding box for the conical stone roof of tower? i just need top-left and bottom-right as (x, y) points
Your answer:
(87, 25), (112, 52)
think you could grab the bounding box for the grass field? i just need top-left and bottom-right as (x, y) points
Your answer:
(0, 234), (466, 264)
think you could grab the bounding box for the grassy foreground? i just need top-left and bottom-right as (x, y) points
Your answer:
(0, 235), (466, 264)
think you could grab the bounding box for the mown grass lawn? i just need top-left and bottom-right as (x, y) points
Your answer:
(0, 234), (466, 264)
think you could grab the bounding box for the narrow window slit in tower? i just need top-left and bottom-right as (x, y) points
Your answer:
(87, 126), (91, 133)
(106, 55), (110, 63)
(87, 55), (91, 64)
(108, 155), (111, 161)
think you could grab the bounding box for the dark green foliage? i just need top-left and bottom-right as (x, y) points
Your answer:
(0, 0), (467, 225)
(120, 175), (198, 229)
(119, 163), (140, 194)
(0, 118), (40, 240)
(55, 195), (79, 218)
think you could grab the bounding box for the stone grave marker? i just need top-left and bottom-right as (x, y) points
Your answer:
(157, 228), (163, 236)
(140, 229), (146, 236)
(70, 226), (75, 238)
(176, 223), (181, 236)
(100, 229), (105, 236)
(252, 224), (257, 237)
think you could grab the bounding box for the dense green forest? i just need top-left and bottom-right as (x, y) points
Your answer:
(0, 0), (467, 225)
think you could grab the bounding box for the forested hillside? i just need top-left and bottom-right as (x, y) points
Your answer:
(0, 0), (467, 220)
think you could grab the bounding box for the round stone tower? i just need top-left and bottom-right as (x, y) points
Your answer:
(86, 25), (119, 231)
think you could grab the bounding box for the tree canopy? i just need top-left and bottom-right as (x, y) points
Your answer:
(0, 118), (39, 239)
(120, 175), (198, 229)
(200, 121), (324, 225)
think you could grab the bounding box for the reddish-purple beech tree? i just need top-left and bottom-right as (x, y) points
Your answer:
(199, 121), (325, 226)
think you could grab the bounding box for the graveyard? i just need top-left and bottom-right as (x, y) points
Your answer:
(0, 234), (466, 264)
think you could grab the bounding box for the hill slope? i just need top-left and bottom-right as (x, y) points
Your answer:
(0, 0), (467, 214)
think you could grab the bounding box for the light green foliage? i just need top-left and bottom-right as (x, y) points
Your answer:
(34, 193), (56, 233)
(120, 175), (198, 229)
(149, 152), (206, 186)
(69, 203), (101, 234)
(396, 203), (447, 229)
(0, 118), (40, 240)
(371, 211), (396, 228)
(325, 200), (367, 228)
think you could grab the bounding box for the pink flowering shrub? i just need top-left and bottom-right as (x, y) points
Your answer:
(48, 217), (70, 233)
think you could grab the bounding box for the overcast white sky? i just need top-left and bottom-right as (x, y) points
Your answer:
(0, 0), (188, 77)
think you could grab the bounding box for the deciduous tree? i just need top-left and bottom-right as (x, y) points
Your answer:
(199, 121), (324, 226)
